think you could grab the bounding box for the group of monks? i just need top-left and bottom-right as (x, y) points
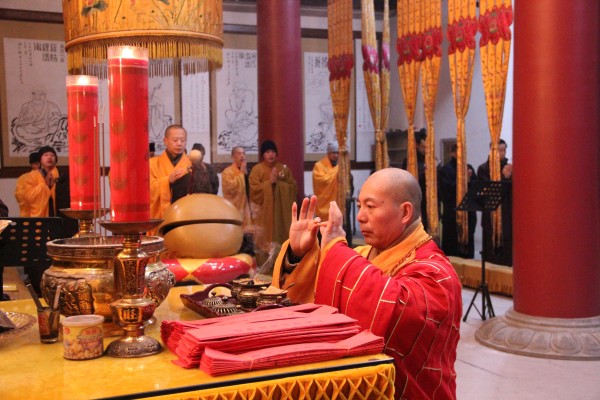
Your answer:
(149, 126), (462, 397)
(149, 125), (298, 252)
(12, 124), (462, 399)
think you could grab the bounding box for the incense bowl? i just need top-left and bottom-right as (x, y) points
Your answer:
(40, 236), (175, 322)
(230, 277), (270, 302)
(256, 287), (288, 308)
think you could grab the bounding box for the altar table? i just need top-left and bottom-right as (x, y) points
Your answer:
(0, 286), (395, 400)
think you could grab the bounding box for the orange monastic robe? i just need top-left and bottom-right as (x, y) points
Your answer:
(221, 164), (251, 227)
(14, 168), (59, 217)
(272, 223), (462, 399)
(248, 161), (297, 249)
(312, 156), (338, 221)
(149, 152), (191, 220)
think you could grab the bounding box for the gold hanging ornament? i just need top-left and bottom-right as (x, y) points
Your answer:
(447, 0), (477, 248)
(479, 0), (513, 248)
(62, 0), (224, 76)
(397, 0), (424, 178)
(327, 0), (354, 217)
(361, 0), (391, 171)
(420, 0), (442, 239)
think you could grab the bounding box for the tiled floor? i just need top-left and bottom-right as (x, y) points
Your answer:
(457, 289), (600, 399)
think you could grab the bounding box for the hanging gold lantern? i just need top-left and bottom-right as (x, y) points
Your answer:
(62, 0), (223, 76)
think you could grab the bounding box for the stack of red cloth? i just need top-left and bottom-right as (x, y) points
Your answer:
(161, 303), (384, 375)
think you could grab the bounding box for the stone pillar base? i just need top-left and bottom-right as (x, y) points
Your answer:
(475, 307), (600, 360)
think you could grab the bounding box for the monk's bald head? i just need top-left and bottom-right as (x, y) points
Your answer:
(367, 168), (422, 222)
(165, 124), (187, 138)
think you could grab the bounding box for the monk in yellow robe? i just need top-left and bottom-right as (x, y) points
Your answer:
(249, 140), (297, 249)
(312, 142), (339, 221)
(14, 146), (59, 217)
(222, 146), (251, 227)
(149, 125), (191, 220)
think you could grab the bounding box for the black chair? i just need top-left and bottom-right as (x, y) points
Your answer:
(1, 217), (63, 296)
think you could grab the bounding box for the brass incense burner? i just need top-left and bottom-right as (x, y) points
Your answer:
(256, 286), (288, 308)
(41, 235), (173, 324)
(230, 278), (270, 310)
(230, 278), (270, 301)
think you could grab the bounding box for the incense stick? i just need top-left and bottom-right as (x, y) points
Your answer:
(52, 285), (62, 311)
(26, 284), (44, 310)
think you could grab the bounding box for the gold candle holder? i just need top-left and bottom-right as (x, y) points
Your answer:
(60, 208), (109, 237)
(100, 219), (162, 358)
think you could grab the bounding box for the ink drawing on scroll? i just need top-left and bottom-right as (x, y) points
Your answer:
(216, 49), (258, 155)
(304, 52), (351, 156)
(4, 38), (68, 158)
(148, 79), (175, 154)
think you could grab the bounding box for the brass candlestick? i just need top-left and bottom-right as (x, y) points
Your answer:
(100, 219), (162, 358)
(60, 208), (109, 237)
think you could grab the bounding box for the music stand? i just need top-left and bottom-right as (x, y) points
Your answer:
(457, 180), (510, 321)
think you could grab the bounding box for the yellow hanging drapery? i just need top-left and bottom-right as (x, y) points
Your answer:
(420, 0), (442, 239)
(447, 0), (477, 247)
(62, 0), (224, 76)
(327, 0), (354, 217)
(361, 0), (391, 171)
(479, 0), (513, 248)
(396, 0), (424, 178)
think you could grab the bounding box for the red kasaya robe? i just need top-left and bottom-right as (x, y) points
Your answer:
(315, 237), (462, 399)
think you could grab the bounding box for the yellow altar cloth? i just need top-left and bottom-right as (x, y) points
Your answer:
(0, 286), (395, 400)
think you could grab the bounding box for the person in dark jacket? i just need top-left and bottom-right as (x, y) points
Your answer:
(477, 139), (513, 266)
(438, 144), (477, 258)
(402, 129), (428, 231)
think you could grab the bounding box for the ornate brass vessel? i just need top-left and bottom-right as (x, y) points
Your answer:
(40, 235), (174, 322)
(256, 287), (288, 308)
(237, 281), (269, 310)
(230, 278), (270, 302)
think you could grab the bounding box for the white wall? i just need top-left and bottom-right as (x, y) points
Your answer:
(1, 178), (18, 215)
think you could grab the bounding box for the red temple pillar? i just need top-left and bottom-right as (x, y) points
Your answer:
(476, 1), (600, 359)
(256, 0), (304, 201)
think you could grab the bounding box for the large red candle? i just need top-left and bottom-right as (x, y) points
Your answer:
(66, 75), (99, 210)
(107, 46), (150, 222)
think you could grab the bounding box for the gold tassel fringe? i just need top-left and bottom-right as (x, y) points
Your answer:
(67, 37), (223, 77)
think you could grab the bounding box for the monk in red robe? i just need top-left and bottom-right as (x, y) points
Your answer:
(272, 168), (462, 399)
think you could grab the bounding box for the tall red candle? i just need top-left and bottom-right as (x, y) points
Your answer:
(66, 75), (99, 210)
(107, 46), (150, 222)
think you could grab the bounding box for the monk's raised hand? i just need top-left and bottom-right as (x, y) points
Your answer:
(289, 195), (320, 258)
(320, 201), (346, 250)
